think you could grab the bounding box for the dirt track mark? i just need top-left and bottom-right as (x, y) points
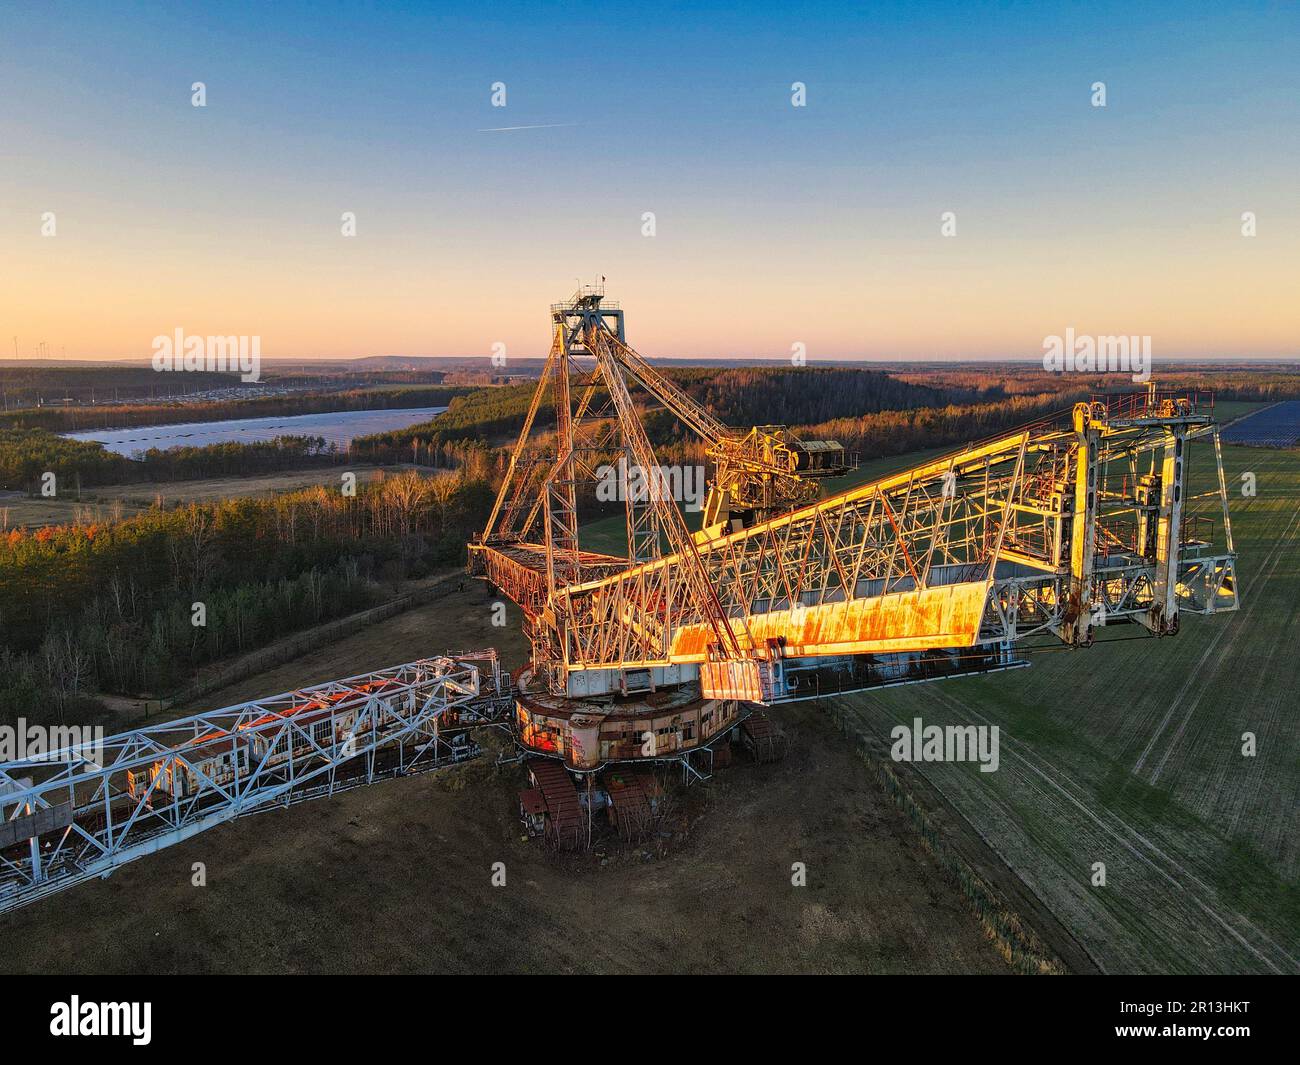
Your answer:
(1131, 448), (1297, 779)
(1146, 499), (1300, 784)
(925, 687), (1299, 974)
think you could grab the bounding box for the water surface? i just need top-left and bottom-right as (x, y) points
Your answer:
(65, 407), (446, 457)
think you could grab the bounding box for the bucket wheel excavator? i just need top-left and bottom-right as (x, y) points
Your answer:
(468, 286), (1239, 788)
(1, 287), (1240, 904)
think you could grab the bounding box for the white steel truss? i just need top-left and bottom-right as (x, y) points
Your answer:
(0, 652), (510, 915)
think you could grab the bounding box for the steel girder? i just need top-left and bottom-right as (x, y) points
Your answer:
(0, 654), (507, 915)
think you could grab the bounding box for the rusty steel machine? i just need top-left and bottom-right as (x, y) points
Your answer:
(0, 288), (1244, 901)
(469, 287), (1240, 790)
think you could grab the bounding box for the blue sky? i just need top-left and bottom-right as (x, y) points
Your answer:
(2, 1), (1297, 359)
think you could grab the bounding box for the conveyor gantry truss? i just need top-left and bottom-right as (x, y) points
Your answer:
(469, 289), (1239, 704)
(0, 652), (511, 915)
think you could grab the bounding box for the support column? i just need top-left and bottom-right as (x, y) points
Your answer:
(1063, 403), (1100, 644)
(1143, 428), (1186, 635)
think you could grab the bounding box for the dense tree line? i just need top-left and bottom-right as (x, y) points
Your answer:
(1153, 372), (1300, 404)
(0, 471), (492, 719)
(130, 436), (347, 481)
(891, 367), (1300, 404)
(667, 366), (984, 426)
(348, 366), (983, 465)
(0, 429), (131, 489)
(13, 366), (1296, 495)
(0, 469), (490, 646)
(0, 431), (347, 491)
(0, 644), (112, 728)
(0, 560), (375, 720)
(797, 391), (1087, 459)
(0, 367), (237, 408)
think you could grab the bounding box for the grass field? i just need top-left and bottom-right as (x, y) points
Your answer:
(817, 407), (1299, 974)
(1214, 399), (1275, 424)
(0, 465), (394, 529)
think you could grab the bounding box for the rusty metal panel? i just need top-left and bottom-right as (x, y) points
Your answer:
(675, 579), (992, 662)
(0, 802), (74, 850)
(699, 660), (763, 701)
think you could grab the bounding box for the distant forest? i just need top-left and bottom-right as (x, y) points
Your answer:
(7, 363), (1300, 496)
(0, 431), (349, 491)
(0, 367), (238, 407)
(0, 383), (473, 432)
(0, 385), (476, 491)
(351, 366), (995, 463)
(0, 365), (453, 407)
(0, 471), (491, 719)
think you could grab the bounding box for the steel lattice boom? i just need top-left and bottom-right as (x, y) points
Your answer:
(0, 652), (510, 915)
(470, 291), (1239, 703)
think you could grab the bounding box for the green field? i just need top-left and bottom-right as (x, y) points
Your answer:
(1213, 399), (1274, 424)
(822, 413), (1299, 974)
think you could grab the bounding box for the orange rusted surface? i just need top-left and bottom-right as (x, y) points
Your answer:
(671, 580), (992, 662)
(515, 668), (740, 769)
(698, 659), (764, 701)
(473, 540), (626, 619)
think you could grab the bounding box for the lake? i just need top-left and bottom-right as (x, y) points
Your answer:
(64, 407), (446, 457)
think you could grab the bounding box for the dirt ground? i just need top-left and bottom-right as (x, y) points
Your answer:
(171, 578), (528, 713)
(0, 584), (1011, 975)
(0, 465), (395, 529)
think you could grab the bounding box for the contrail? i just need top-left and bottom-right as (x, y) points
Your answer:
(476, 122), (579, 133)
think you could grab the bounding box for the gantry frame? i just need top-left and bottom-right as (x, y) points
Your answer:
(470, 292), (1239, 702)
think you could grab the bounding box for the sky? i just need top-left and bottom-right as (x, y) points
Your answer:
(1, 1), (1297, 362)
